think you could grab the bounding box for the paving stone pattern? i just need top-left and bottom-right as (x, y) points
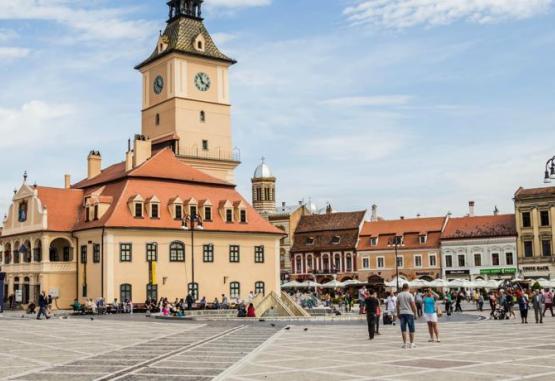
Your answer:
(224, 317), (555, 381)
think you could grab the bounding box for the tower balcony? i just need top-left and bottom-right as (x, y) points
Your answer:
(178, 147), (241, 163)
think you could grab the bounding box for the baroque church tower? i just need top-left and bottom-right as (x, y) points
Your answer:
(135, 0), (239, 183)
(251, 158), (276, 215)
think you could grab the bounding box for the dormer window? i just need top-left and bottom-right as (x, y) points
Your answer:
(240, 209), (247, 223)
(94, 205), (99, 221)
(190, 205), (198, 217)
(135, 203), (143, 218)
(226, 209), (233, 223)
(331, 235), (341, 244)
(394, 235), (403, 245)
(419, 234), (427, 244)
(370, 237), (378, 246)
(204, 206), (212, 221)
(197, 40), (203, 50)
(151, 203), (159, 219)
(194, 33), (206, 52)
(305, 237), (315, 245)
(85, 206), (90, 222)
(175, 204), (183, 220)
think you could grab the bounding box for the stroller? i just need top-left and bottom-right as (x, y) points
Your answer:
(492, 304), (508, 320)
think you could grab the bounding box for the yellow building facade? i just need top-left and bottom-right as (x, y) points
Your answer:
(0, 0), (282, 309)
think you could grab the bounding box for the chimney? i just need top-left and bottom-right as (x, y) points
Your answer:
(468, 201), (475, 217)
(282, 202), (286, 208)
(87, 151), (102, 179)
(133, 135), (152, 168)
(298, 200), (303, 206)
(326, 203), (332, 214)
(64, 174), (71, 189)
(493, 206), (499, 216)
(125, 150), (133, 171)
(371, 204), (378, 221)
(400, 216), (405, 220)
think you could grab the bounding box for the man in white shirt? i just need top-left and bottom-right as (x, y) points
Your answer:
(386, 291), (398, 325)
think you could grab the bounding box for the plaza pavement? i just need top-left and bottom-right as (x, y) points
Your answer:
(1, 312), (555, 380)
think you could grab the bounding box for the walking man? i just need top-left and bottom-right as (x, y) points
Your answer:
(397, 283), (417, 349)
(385, 291), (397, 325)
(36, 291), (50, 320)
(532, 290), (544, 324)
(364, 289), (379, 340)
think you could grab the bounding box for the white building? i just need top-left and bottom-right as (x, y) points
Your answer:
(441, 214), (517, 280)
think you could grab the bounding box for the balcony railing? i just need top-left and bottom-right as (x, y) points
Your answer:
(179, 147), (241, 162)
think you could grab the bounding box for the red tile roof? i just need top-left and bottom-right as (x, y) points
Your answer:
(36, 186), (83, 231)
(442, 214), (516, 240)
(72, 148), (230, 189)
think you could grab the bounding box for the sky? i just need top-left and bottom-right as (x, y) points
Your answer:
(0, 0), (554, 221)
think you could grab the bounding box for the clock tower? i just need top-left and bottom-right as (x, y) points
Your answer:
(135, 0), (239, 183)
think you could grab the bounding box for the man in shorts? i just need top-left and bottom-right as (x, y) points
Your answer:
(396, 283), (417, 348)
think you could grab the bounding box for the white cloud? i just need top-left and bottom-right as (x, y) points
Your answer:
(0, 0), (155, 41)
(0, 28), (18, 42)
(0, 101), (74, 149)
(0, 47), (30, 60)
(322, 95), (412, 107)
(206, 0), (271, 9)
(211, 32), (238, 46)
(344, 0), (553, 29)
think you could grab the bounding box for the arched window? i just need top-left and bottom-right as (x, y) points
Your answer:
(197, 41), (203, 50)
(307, 256), (313, 271)
(230, 281), (240, 299)
(169, 241), (185, 262)
(120, 284), (132, 302)
(18, 201), (27, 222)
(146, 283), (158, 301)
(255, 281), (265, 296)
(295, 256), (302, 274)
(33, 240), (42, 262)
(13, 243), (20, 264)
(346, 256), (352, 272)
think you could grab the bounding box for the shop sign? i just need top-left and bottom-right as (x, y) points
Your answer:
(445, 270), (470, 275)
(15, 290), (22, 303)
(522, 266), (550, 272)
(480, 268), (517, 275)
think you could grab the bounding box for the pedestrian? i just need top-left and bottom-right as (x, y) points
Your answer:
(532, 289), (544, 324)
(358, 286), (367, 314)
(542, 288), (554, 317)
(415, 290), (423, 318)
(385, 291), (397, 325)
(396, 283), (417, 349)
(345, 293), (352, 313)
(455, 291), (463, 313)
(477, 292), (484, 312)
(375, 298), (382, 335)
(489, 292), (496, 317)
(444, 293), (452, 316)
(186, 293), (194, 310)
(423, 289), (441, 342)
(199, 296), (206, 309)
(247, 303), (256, 317)
(518, 292), (529, 324)
(364, 289), (379, 340)
(36, 291), (50, 320)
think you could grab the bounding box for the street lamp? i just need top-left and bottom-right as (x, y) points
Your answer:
(544, 156), (555, 183)
(389, 236), (400, 291)
(181, 213), (203, 300)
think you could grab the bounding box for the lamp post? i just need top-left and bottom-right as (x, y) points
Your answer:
(544, 156), (555, 183)
(181, 213), (203, 300)
(389, 236), (400, 291)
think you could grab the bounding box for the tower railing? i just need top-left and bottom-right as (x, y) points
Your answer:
(178, 147), (241, 162)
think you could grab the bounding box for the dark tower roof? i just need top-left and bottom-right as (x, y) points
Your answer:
(135, 0), (236, 70)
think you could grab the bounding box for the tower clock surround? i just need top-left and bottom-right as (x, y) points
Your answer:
(135, 0), (239, 183)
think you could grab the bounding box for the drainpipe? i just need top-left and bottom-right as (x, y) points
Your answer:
(101, 227), (105, 299)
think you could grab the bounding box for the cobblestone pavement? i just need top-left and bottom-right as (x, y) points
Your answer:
(2, 313), (555, 380)
(224, 316), (555, 381)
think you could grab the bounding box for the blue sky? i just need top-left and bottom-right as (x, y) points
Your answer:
(0, 0), (554, 220)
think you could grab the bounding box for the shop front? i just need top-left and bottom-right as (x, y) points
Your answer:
(520, 264), (553, 280)
(478, 267), (517, 280)
(445, 269), (470, 280)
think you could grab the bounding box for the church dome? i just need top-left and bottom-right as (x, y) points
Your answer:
(253, 159), (273, 178)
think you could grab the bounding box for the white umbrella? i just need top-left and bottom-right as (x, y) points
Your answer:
(535, 278), (551, 288)
(472, 279), (488, 288)
(385, 277), (409, 288)
(447, 279), (466, 288)
(429, 279), (449, 288)
(321, 279), (345, 288)
(281, 280), (302, 288)
(343, 279), (365, 286)
(484, 279), (502, 289)
(299, 281), (322, 288)
(409, 279), (431, 288)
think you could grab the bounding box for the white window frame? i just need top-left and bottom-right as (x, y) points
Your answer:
(429, 254), (437, 267)
(370, 237), (378, 246)
(414, 255), (422, 268)
(396, 255), (404, 269)
(376, 256), (385, 269)
(473, 253), (482, 267)
(362, 257), (370, 269)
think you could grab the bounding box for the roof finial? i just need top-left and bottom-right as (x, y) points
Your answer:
(261, 156), (265, 164)
(23, 170), (28, 183)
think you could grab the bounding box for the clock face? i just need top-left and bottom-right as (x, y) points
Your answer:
(194, 72), (211, 92)
(153, 75), (164, 95)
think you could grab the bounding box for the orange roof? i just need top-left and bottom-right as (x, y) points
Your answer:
(36, 186), (83, 231)
(360, 217), (446, 236)
(442, 214), (516, 240)
(73, 148), (230, 189)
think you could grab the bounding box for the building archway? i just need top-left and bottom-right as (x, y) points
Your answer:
(49, 237), (73, 262)
(22, 277), (30, 304)
(4, 243), (11, 264)
(13, 241), (20, 264)
(33, 239), (42, 262)
(21, 240), (32, 263)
